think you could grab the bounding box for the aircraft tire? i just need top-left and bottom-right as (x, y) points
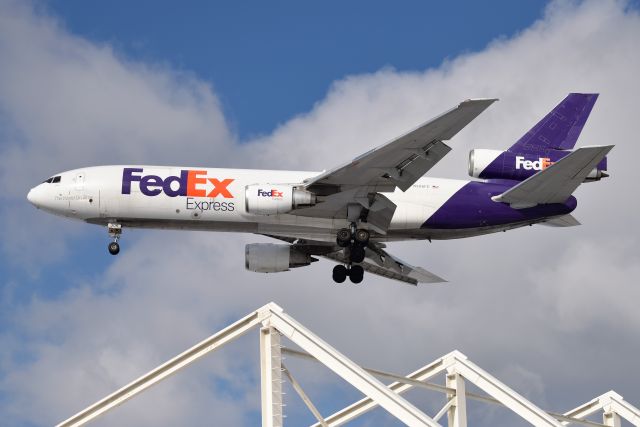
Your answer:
(350, 245), (365, 263)
(336, 228), (352, 247)
(354, 229), (370, 244)
(349, 265), (364, 284)
(108, 241), (120, 255)
(332, 265), (347, 283)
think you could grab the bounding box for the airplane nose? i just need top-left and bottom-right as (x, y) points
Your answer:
(27, 187), (41, 208)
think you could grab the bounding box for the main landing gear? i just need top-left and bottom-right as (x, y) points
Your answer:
(333, 225), (370, 284)
(332, 264), (364, 284)
(107, 223), (122, 255)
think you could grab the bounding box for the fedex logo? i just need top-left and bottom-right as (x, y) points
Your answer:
(122, 168), (234, 198)
(257, 188), (283, 198)
(515, 156), (553, 171)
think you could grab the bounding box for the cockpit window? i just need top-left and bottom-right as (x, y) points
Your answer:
(43, 176), (61, 184)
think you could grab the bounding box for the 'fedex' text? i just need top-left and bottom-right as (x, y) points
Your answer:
(257, 188), (283, 198)
(515, 156), (553, 171)
(122, 168), (234, 198)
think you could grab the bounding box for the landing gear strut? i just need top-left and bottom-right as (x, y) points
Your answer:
(107, 223), (122, 255)
(333, 224), (369, 283)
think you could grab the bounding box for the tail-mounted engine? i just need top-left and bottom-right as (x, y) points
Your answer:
(468, 148), (608, 182)
(245, 184), (316, 215)
(245, 243), (315, 273)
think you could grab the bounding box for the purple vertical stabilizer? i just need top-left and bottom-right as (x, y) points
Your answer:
(509, 93), (598, 152)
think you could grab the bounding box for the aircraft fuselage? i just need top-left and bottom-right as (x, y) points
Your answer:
(27, 165), (576, 243)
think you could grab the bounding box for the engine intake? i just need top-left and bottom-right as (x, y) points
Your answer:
(245, 243), (315, 273)
(245, 184), (316, 215)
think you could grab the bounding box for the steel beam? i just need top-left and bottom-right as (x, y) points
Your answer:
(260, 326), (283, 427)
(56, 305), (273, 427)
(446, 372), (467, 427)
(267, 306), (440, 426)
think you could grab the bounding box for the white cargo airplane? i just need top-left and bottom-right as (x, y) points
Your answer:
(27, 94), (611, 285)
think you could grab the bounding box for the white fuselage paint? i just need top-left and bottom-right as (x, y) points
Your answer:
(27, 165), (514, 242)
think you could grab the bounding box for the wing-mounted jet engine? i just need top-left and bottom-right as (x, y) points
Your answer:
(245, 184), (316, 215)
(245, 243), (317, 272)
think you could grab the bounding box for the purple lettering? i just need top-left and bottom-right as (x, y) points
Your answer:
(122, 168), (143, 194)
(140, 175), (163, 196)
(163, 170), (188, 197)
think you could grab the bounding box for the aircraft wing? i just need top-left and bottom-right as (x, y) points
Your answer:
(263, 235), (445, 285)
(492, 145), (614, 209)
(322, 243), (446, 285)
(304, 98), (497, 194)
(293, 98), (496, 233)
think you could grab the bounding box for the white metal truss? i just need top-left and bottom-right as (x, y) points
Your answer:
(563, 391), (640, 426)
(56, 302), (639, 427)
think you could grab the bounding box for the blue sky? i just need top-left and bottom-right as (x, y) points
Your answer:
(2, 0), (547, 314)
(2, 1), (640, 426)
(47, 1), (545, 139)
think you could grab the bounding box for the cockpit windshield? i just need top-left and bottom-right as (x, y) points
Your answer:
(43, 176), (61, 184)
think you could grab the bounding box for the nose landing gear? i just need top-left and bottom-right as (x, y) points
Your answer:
(107, 223), (122, 256)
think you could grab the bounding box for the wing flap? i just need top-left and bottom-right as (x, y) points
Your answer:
(323, 245), (446, 285)
(540, 214), (581, 227)
(492, 145), (613, 208)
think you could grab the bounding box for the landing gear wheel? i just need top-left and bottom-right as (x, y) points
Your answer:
(354, 229), (370, 244)
(332, 265), (348, 283)
(336, 228), (352, 247)
(350, 245), (365, 263)
(107, 223), (122, 256)
(108, 241), (120, 255)
(349, 265), (364, 284)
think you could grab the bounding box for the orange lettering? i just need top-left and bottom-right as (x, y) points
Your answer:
(207, 178), (234, 198)
(187, 170), (207, 197)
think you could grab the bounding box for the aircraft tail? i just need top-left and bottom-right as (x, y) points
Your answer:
(509, 93), (598, 152)
(492, 145), (613, 209)
(468, 93), (608, 182)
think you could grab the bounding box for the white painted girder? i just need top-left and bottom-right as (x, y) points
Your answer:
(56, 306), (269, 427)
(260, 326), (283, 427)
(320, 350), (563, 427)
(444, 351), (562, 426)
(563, 391), (640, 426)
(265, 306), (440, 427)
(55, 302), (637, 427)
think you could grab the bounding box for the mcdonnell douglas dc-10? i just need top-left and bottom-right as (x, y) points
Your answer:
(27, 94), (611, 285)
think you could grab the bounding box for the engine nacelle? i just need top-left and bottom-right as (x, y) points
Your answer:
(468, 149), (504, 178)
(468, 148), (609, 182)
(245, 184), (316, 215)
(245, 243), (314, 273)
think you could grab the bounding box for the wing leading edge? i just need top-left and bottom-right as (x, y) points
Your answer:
(292, 98), (496, 233)
(304, 98), (498, 194)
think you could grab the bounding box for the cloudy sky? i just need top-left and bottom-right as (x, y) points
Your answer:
(1, 0), (639, 426)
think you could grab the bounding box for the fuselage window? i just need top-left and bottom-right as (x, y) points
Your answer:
(43, 176), (61, 184)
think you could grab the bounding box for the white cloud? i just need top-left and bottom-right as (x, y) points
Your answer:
(1, 0), (640, 426)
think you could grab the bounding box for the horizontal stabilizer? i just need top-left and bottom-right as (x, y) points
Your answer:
(540, 214), (581, 227)
(492, 145), (613, 208)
